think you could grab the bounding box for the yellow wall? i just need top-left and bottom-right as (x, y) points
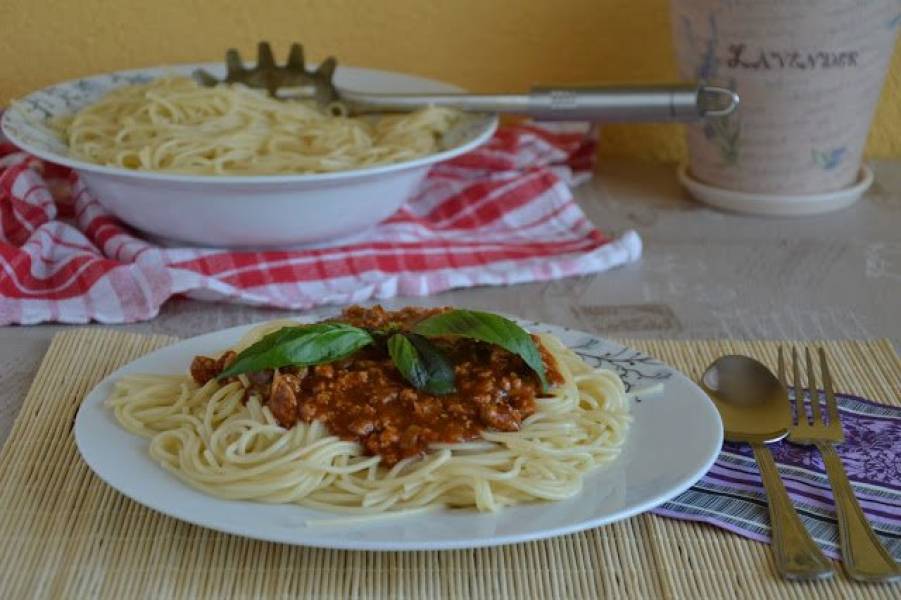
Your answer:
(3, 0), (899, 162)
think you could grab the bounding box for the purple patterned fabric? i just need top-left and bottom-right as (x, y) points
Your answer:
(651, 390), (901, 561)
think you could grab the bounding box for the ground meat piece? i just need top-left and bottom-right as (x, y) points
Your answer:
(190, 350), (237, 385)
(348, 418), (377, 436)
(412, 397), (441, 418)
(337, 305), (447, 331)
(400, 425), (427, 451)
(247, 371), (273, 386)
(190, 356), (218, 385)
(298, 400), (317, 421)
(313, 364), (335, 379)
(268, 370), (301, 427)
(478, 403), (521, 432)
(219, 351), (236, 370)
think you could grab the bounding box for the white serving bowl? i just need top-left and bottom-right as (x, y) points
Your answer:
(2, 63), (497, 247)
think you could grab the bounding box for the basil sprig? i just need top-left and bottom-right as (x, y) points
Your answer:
(413, 309), (548, 391)
(218, 323), (374, 379)
(387, 333), (456, 395)
(217, 309), (548, 394)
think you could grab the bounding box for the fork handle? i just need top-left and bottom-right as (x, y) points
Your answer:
(817, 442), (901, 582)
(751, 443), (834, 580)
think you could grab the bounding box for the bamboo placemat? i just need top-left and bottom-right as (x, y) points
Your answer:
(0, 330), (898, 599)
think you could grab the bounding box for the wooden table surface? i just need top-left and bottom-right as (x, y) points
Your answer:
(2, 159), (899, 444)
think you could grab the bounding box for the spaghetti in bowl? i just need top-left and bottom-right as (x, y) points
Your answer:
(105, 305), (631, 516)
(1, 64), (496, 247)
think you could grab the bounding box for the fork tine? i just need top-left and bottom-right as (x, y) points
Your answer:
(792, 347), (806, 424)
(225, 49), (244, 77)
(805, 347), (824, 425)
(316, 56), (337, 80)
(257, 41), (276, 69)
(287, 43), (306, 69)
(819, 348), (841, 429)
(777, 346), (786, 385)
(778, 347), (795, 424)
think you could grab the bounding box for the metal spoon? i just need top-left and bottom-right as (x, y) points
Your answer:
(701, 355), (834, 580)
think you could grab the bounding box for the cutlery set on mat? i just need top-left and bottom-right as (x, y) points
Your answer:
(702, 348), (900, 582)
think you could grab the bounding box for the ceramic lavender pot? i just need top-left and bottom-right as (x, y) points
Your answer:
(671, 0), (898, 205)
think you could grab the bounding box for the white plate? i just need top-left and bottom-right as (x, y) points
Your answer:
(2, 64), (497, 247)
(75, 312), (722, 551)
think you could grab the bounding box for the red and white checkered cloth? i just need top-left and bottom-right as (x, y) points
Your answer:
(0, 123), (641, 325)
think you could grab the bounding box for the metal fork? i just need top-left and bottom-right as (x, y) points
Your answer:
(780, 347), (900, 582)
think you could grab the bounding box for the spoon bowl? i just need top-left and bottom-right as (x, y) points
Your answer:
(701, 355), (791, 444)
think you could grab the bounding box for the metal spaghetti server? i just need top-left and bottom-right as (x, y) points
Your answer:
(194, 42), (739, 122)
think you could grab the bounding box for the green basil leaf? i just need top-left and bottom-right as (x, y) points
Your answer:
(218, 323), (374, 378)
(407, 333), (457, 395)
(387, 333), (456, 395)
(413, 309), (548, 391)
(387, 334), (427, 390)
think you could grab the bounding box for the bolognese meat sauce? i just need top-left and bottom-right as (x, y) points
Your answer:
(190, 306), (562, 466)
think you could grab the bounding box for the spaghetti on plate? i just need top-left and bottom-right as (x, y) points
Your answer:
(107, 306), (630, 515)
